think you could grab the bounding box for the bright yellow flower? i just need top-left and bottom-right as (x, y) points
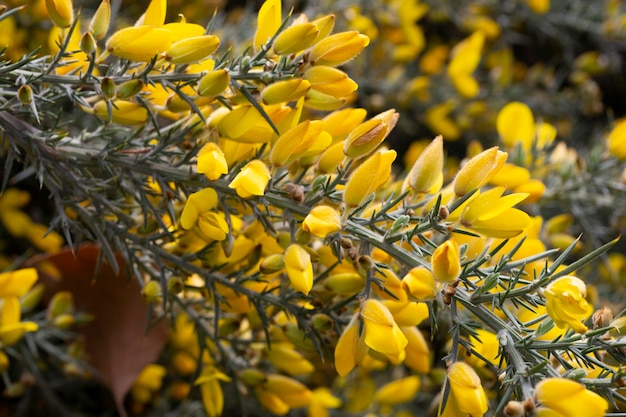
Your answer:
(197, 70), (231, 97)
(608, 119), (626, 161)
(375, 375), (420, 405)
(316, 141), (346, 174)
(195, 366), (231, 417)
(228, 160), (271, 198)
(273, 22), (319, 55)
(166, 35), (220, 64)
(257, 374), (313, 414)
(402, 326), (431, 373)
(535, 378), (608, 417)
(261, 78), (311, 105)
(254, 0), (282, 51)
(45, 0), (74, 28)
(360, 299), (408, 357)
(270, 120), (331, 166)
(401, 266), (440, 301)
(496, 101), (536, 151)
(304, 66), (358, 99)
(439, 362), (488, 417)
(106, 26), (172, 62)
(266, 343), (315, 376)
(424, 101), (461, 141)
(447, 32), (484, 98)
(93, 100), (148, 125)
(334, 318), (366, 376)
(307, 387), (342, 417)
(432, 240), (461, 283)
(527, 0), (550, 14)
(544, 276), (592, 333)
(453, 146), (508, 196)
(0, 297), (38, 347)
(460, 186), (530, 238)
(130, 363), (167, 405)
(343, 109), (398, 158)
(197, 143), (228, 181)
(139, 0), (166, 26)
(302, 205), (342, 238)
(323, 108), (367, 143)
(309, 31), (370, 67)
(284, 244), (314, 295)
(344, 149), (397, 207)
(163, 21), (206, 42)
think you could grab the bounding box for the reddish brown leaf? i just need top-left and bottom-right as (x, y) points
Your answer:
(33, 244), (169, 417)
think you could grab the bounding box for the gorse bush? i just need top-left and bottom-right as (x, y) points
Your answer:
(2, 0), (626, 416)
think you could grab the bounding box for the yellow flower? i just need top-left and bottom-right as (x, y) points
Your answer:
(432, 240), (461, 283)
(404, 135), (444, 194)
(402, 326), (431, 373)
(439, 362), (488, 417)
(195, 366), (231, 417)
(460, 186), (531, 238)
(447, 32), (484, 98)
(344, 109), (398, 158)
(228, 160), (271, 198)
(496, 102), (535, 151)
(130, 363), (167, 405)
(166, 35), (220, 64)
(360, 299), (408, 357)
(401, 266), (440, 301)
(273, 22), (319, 55)
(270, 120), (331, 167)
(197, 69), (231, 97)
(93, 100), (148, 125)
(256, 374), (313, 414)
(308, 387), (342, 417)
(303, 66), (358, 99)
(424, 101), (461, 141)
(180, 188), (219, 230)
(89, 0), (111, 40)
(527, 0), (550, 14)
(139, 0), (166, 26)
(284, 244), (314, 295)
(266, 343), (314, 376)
(535, 378), (608, 417)
(261, 78), (311, 105)
(0, 268), (39, 299)
(323, 108), (367, 143)
(453, 146), (508, 196)
(106, 26), (172, 62)
(544, 276), (592, 333)
(309, 31), (370, 67)
(334, 318), (367, 376)
(197, 143), (228, 181)
(45, 0), (74, 28)
(253, 0), (282, 51)
(375, 376), (420, 405)
(0, 297), (39, 347)
(344, 149), (397, 207)
(302, 205), (342, 238)
(608, 119), (626, 161)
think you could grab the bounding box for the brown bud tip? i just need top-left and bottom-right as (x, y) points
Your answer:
(592, 306), (613, 329)
(503, 401), (525, 417)
(438, 206), (449, 220)
(522, 397), (536, 413)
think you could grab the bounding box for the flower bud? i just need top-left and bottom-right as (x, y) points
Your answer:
(47, 291), (74, 322)
(46, 0), (74, 28)
(116, 79), (144, 99)
(344, 149), (397, 207)
(89, 0), (110, 40)
(80, 31), (97, 55)
(284, 244), (314, 295)
(310, 31), (370, 67)
(270, 120), (331, 166)
(302, 205), (342, 238)
(273, 22), (319, 55)
(259, 254), (285, 274)
(310, 14), (335, 42)
(432, 240), (461, 283)
(141, 280), (163, 304)
(100, 77), (116, 99)
(304, 66), (358, 99)
(17, 85), (33, 105)
(453, 146), (507, 196)
(197, 142), (228, 181)
(344, 109), (398, 158)
(198, 69), (230, 97)
(93, 100), (148, 125)
(166, 35), (220, 64)
(167, 277), (184, 294)
(240, 368), (267, 386)
(375, 376), (420, 405)
(405, 135), (444, 194)
(106, 26), (172, 62)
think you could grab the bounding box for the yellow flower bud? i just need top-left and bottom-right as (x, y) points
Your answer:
(608, 119), (626, 161)
(304, 89), (346, 111)
(273, 22), (319, 55)
(401, 266), (440, 301)
(360, 299), (408, 356)
(115, 79), (144, 99)
(266, 344), (315, 376)
(89, 0), (110, 40)
(323, 107), (367, 142)
(198, 69), (230, 97)
(46, 0), (74, 28)
(270, 120), (331, 166)
(261, 78), (311, 105)
(17, 85), (33, 105)
(535, 378), (608, 417)
(405, 135), (444, 194)
(263, 374), (313, 408)
(375, 376), (420, 405)
(100, 77), (116, 99)
(310, 14), (335, 42)
(316, 141), (345, 174)
(79, 31), (97, 55)
(106, 26), (172, 62)
(93, 100), (148, 125)
(302, 205), (342, 238)
(284, 244), (314, 295)
(545, 276), (592, 333)
(141, 280), (163, 303)
(303, 66), (358, 99)
(402, 326), (431, 373)
(0, 351), (8, 373)
(0, 268), (38, 298)
(439, 362), (488, 417)
(431, 240), (461, 283)
(343, 109), (398, 158)
(453, 146), (507, 196)
(259, 254), (285, 274)
(197, 143), (228, 181)
(228, 160), (271, 198)
(310, 31), (370, 67)
(166, 35), (220, 64)
(344, 149), (397, 207)
(0, 298), (38, 346)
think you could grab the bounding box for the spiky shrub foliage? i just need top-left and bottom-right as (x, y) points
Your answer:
(1, 0), (626, 416)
